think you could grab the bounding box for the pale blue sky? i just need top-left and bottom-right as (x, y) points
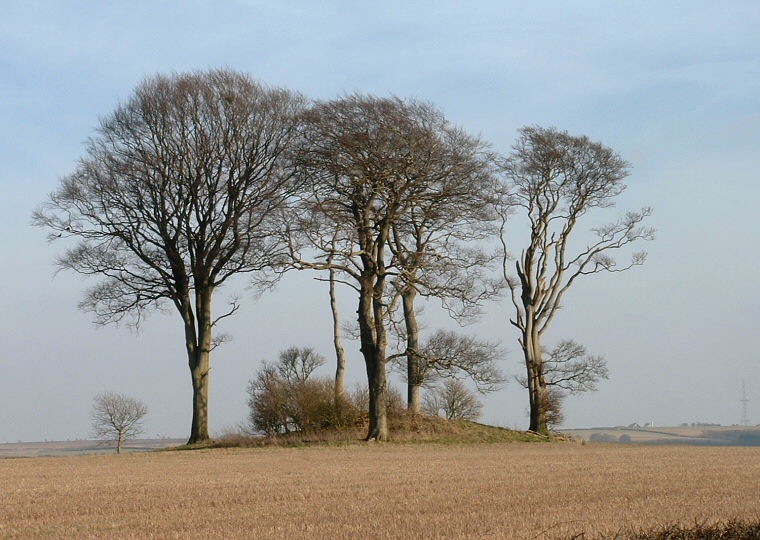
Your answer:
(1, 1), (759, 442)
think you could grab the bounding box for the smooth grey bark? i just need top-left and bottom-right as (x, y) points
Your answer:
(358, 275), (389, 440)
(401, 287), (422, 414)
(187, 289), (213, 443)
(328, 255), (346, 402)
(523, 322), (548, 435)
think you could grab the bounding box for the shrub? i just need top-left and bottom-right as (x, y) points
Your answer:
(247, 371), (362, 435)
(246, 348), (405, 436)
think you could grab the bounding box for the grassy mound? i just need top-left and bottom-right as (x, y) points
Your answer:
(203, 415), (548, 449)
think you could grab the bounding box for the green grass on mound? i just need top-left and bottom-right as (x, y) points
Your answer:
(183, 415), (553, 450)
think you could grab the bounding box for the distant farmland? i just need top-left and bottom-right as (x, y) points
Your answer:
(0, 438), (185, 458)
(2, 443), (759, 539)
(565, 425), (760, 446)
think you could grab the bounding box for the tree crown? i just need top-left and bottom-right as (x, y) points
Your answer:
(33, 69), (306, 327)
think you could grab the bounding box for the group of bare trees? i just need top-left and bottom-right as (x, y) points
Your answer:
(35, 69), (653, 443)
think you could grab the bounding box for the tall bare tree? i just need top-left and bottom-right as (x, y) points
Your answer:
(289, 94), (487, 440)
(327, 232), (348, 402)
(34, 69), (305, 444)
(384, 121), (501, 414)
(91, 392), (148, 454)
(499, 126), (654, 435)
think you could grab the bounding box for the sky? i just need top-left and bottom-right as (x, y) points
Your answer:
(1, 1), (759, 443)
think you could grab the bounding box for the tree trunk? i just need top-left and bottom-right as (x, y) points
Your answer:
(402, 287), (422, 415)
(365, 352), (388, 440)
(357, 278), (388, 441)
(329, 267), (346, 403)
(523, 324), (548, 436)
(116, 431), (123, 454)
(188, 350), (210, 443)
(186, 289), (213, 445)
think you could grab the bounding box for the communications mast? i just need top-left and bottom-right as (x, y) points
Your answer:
(740, 380), (750, 427)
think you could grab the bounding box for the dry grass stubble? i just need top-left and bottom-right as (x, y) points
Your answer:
(1, 444), (759, 539)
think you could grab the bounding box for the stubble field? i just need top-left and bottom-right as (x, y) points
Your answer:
(1, 443), (759, 539)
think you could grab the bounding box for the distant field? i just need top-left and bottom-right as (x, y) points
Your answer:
(0, 438), (185, 458)
(2, 443), (760, 539)
(564, 425), (760, 445)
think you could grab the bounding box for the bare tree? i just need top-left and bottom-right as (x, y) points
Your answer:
(385, 122), (501, 414)
(542, 340), (608, 394)
(516, 340), (607, 429)
(288, 94), (493, 440)
(91, 392), (148, 454)
(422, 379), (483, 421)
(400, 329), (506, 394)
(274, 347), (326, 385)
(34, 69), (305, 444)
(499, 126), (654, 435)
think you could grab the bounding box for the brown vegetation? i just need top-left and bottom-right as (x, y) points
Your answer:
(585, 520), (760, 540)
(1, 444), (759, 539)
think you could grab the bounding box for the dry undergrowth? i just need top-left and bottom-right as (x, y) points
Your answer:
(592, 520), (760, 539)
(1, 444), (759, 539)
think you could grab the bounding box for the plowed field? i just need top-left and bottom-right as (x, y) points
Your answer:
(2, 444), (759, 539)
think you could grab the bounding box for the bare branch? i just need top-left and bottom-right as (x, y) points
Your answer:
(212, 296), (241, 327)
(412, 329), (507, 394)
(516, 339), (608, 395)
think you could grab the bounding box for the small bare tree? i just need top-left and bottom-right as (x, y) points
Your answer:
(541, 340), (608, 394)
(276, 347), (326, 385)
(498, 125), (654, 435)
(91, 392), (148, 454)
(399, 329), (506, 394)
(516, 340), (608, 392)
(422, 379), (483, 421)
